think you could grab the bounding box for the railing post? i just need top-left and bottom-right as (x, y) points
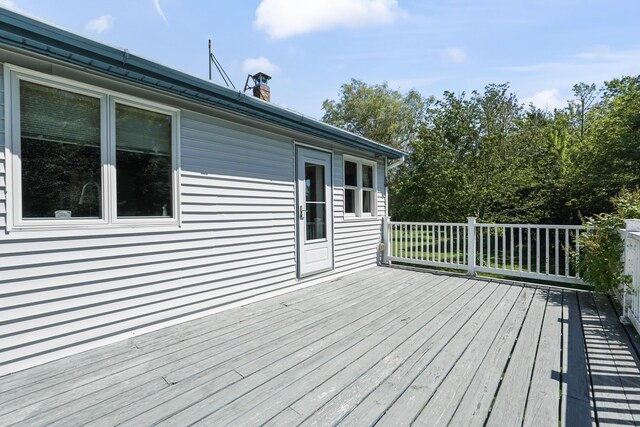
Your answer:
(622, 219), (640, 323)
(381, 216), (391, 265)
(467, 217), (477, 276)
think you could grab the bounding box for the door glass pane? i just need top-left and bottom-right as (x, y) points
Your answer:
(344, 161), (357, 186)
(305, 163), (326, 241)
(362, 164), (373, 188)
(116, 103), (172, 218)
(20, 80), (102, 219)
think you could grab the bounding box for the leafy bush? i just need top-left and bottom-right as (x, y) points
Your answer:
(612, 187), (640, 219)
(575, 187), (640, 293)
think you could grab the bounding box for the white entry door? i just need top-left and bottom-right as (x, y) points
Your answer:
(296, 147), (334, 278)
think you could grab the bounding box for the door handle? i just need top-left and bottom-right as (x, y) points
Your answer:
(299, 205), (306, 220)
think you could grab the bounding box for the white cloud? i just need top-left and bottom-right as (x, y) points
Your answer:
(445, 47), (466, 64)
(502, 47), (640, 95)
(0, 0), (18, 11)
(523, 89), (565, 111)
(242, 56), (280, 75)
(254, 0), (404, 39)
(153, 0), (168, 25)
(85, 15), (114, 33)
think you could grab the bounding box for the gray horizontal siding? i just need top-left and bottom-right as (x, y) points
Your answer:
(0, 104), (300, 375)
(0, 62), (385, 376)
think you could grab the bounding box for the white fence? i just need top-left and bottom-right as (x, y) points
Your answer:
(383, 217), (585, 285)
(622, 228), (640, 331)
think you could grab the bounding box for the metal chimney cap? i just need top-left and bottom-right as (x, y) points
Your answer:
(252, 72), (272, 84)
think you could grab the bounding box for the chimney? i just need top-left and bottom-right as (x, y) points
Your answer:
(244, 72), (272, 102)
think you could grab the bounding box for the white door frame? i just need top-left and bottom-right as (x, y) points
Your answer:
(295, 146), (334, 278)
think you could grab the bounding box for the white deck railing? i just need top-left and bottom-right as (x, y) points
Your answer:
(622, 230), (640, 331)
(383, 217), (585, 285)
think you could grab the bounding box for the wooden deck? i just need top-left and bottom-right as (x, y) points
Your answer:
(1, 266), (640, 426)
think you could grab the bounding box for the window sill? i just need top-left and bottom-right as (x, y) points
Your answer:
(340, 216), (380, 222)
(3, 221), (181, 240)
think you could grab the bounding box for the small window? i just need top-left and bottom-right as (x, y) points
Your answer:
(342, 156), (377, 218)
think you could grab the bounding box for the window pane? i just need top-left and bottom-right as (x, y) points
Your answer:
(363, 190), (373, 214)
(306, 202), (326, 241)
(304, 162), (326, 241)
(20, 80), (102, 219)
(116, 104), (172, 217)
(345, 188), (356, 214)
(305, 164), (324, 202)
(344, 161), (357, 187)
(362, 164), (374, 189)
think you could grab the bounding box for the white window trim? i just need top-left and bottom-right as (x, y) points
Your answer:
(4, 64), (181, 232)
(343, 154), (377, 219)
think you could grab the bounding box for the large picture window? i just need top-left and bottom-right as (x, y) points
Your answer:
(342, 156), (377, 218)
(8, 68), (179, 229)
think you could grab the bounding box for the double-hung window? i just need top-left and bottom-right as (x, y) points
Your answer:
(343, 155), (377, 218)
(6, 66), (179, 230)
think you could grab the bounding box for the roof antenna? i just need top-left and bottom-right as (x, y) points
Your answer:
(208, 39), (236, 89)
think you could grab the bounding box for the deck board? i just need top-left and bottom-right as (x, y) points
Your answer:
(410, 282), (524, 426)
(523, 289), (563, 426)
(561, 291), (596, 427)
(485, 287), (549, 426)
(580, 292), (636, 426)
(1, 266), (639, 427)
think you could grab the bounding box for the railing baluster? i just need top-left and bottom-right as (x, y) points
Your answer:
(519, 227), (523, 272)
(555, 228), (560, 276)
(510, 226), (514, 270)
(392, 223), (395, 257)
(412, 224), (415, 260)
(439, 225), (443, 263)
(565, 228), (570, 277)
(486, 226), (491, 267)
(463, 225), (467, 266)
(420, 224), (424, 261)
(480, 225), (484, 267)
(536, 227), (540, 274)
(404, 223), (408, 259)
(575, 229), (580, 278)
(457, 225), (460, 265)
(545, 228), (550, 275)
(450, 225), (454, 264)
(527, 226), (531, 272)
(502, 226), (506, 269)
(427, 225), (431, 262)
(494, 226), (498, 269)
(444, 226), (448, 264)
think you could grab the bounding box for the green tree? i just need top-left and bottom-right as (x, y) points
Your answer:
(322, 79), (425, 150)
(392, 84), (562, 223)
(566, 76), (640, 217)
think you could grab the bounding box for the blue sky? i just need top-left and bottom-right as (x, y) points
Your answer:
(3, 0), (639, 119)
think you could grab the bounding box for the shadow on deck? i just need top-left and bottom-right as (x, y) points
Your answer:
(1, 266), (640, 426)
